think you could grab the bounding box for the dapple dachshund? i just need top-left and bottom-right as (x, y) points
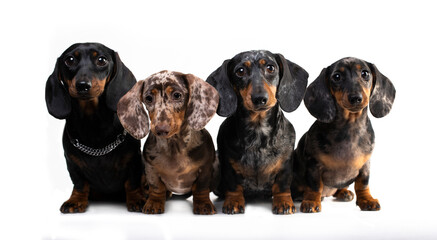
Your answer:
(117, 70), (219, 215)
(206, 50), (308, 214)
(45, 42), (145, 213)
(292, 57), (396, 212)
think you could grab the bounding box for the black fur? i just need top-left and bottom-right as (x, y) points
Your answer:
(207, 50), (308, 214)
(293, 57), (395, 212)
(45, 43), (144, 213)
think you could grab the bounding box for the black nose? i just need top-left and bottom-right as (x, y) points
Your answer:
(348, 93), (363, 105)
(155, 124), (170, 137)
(76, 81), (92, 93)
(252, 93), (269, 107)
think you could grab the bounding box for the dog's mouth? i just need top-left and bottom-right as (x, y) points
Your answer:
(344, 105), (365, 113)
(151, 125), (178, 139)
(251, 105), (272, 112)
(69, 87), (103, 100)
(341, 101), (367, 113)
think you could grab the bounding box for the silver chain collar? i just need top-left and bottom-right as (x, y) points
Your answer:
(69, 130), (128, 157)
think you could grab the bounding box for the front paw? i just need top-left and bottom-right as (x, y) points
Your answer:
(334, 189), (355, 202)
(143, 198), (165, 214)
(126, 195), (146, 212)
(300, 200), (321, 213)
(357, 198), (381, 211)
(60, 199), (88, 213)
(193, 199), (217, 215)
(272, 195), (295, 215)
(222, 196), (245, 214)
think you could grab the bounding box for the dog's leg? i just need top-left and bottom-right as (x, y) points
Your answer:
(223, 185), (245, 214)
(354, 164), (380, 211)
(143, 169), (166, 214)
(192, 165), (217, 215)
(272, 172), (296, 214)
(192, 186), (216, 215)
(334, 188), (355, 201)
(300, 164), (323, 213)
(124, 154), (146, 212)
(125, 180), (146, 212)
(60, 182), (90, 213)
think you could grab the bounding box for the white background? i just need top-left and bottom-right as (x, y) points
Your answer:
(1, 0), (436, 239)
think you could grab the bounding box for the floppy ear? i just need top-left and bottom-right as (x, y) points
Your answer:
(106, 52), (137, 112)
(275, 54), (309, 112)
(117, 80), (149, 140)
(206, 60), (237, 117)
(367, 63), (396, 118)
(304, 68), (336, 123)
(185, 74), (219, 131)
(45, 58), (71, 119)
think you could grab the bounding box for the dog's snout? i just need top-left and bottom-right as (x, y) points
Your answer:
(252, 93), (268, 106)
(348, 93), (363, 105)
(155, 124), (170, 137)
(76, 81), (92, 93)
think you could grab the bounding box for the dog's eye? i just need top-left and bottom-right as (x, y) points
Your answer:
(332, 73), (341, 82)
(65, 56), (76, 67)
(236, 68), (245, 77)
(97, 56), (108, 66)
(145, 95), (153, 103)
(266, 65), (275, 73)
(172, 92), (182, 100)
(361, 70), (370, 81)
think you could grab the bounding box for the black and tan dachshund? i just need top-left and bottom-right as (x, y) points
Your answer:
(292, 57), (396, 212)
(45, 43), (145, 213)
(206, 50), (308, 214)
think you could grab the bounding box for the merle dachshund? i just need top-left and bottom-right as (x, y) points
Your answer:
(117, 71), (219, 214)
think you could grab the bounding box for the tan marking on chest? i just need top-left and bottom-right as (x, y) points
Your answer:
(262, 154), (286, 176)
(229, 158), (255, 176)
(318, 153), (371, 170)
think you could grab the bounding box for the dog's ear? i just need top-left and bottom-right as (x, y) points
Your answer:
(367, 62), (396, 118)
(45, 58), (71, 119)
(117, 80), (149, 140)
(206, 60), (237, 117)
(106, 52), (137, 112)
(275, 54), (308, 113)
(184, 74), (219, 131)
(304, 68), (336, 123)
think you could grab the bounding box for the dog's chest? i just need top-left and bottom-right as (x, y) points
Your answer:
(319, 152), (371, 190)
(238, 132), (290, 191)
(318, 133), (373, 190)
(147, 143), (201, 195)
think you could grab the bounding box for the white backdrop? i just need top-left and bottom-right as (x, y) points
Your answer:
(1, 0), (436, 239)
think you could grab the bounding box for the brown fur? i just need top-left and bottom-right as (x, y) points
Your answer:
(355, 176), (380, 210)
(117, 71), (219, 215)
(60, 183), (90, 213)
(223, 185), (245, 214)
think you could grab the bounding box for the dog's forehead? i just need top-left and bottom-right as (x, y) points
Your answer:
(234, 50), (276, 63)
(333, 57), (369, 71)
(63, 43), (111, 58)
(146, 71), (180, 84)
(145, 71), (187, 91)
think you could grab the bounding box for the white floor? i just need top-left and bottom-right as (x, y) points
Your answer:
(40, 189), (436, 240)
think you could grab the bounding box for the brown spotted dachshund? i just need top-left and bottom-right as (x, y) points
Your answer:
(292, 57), (396, 212)
(45, 43), (145, 213)
(206, 50), (308, 214)
(117, 70), (219, 215)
